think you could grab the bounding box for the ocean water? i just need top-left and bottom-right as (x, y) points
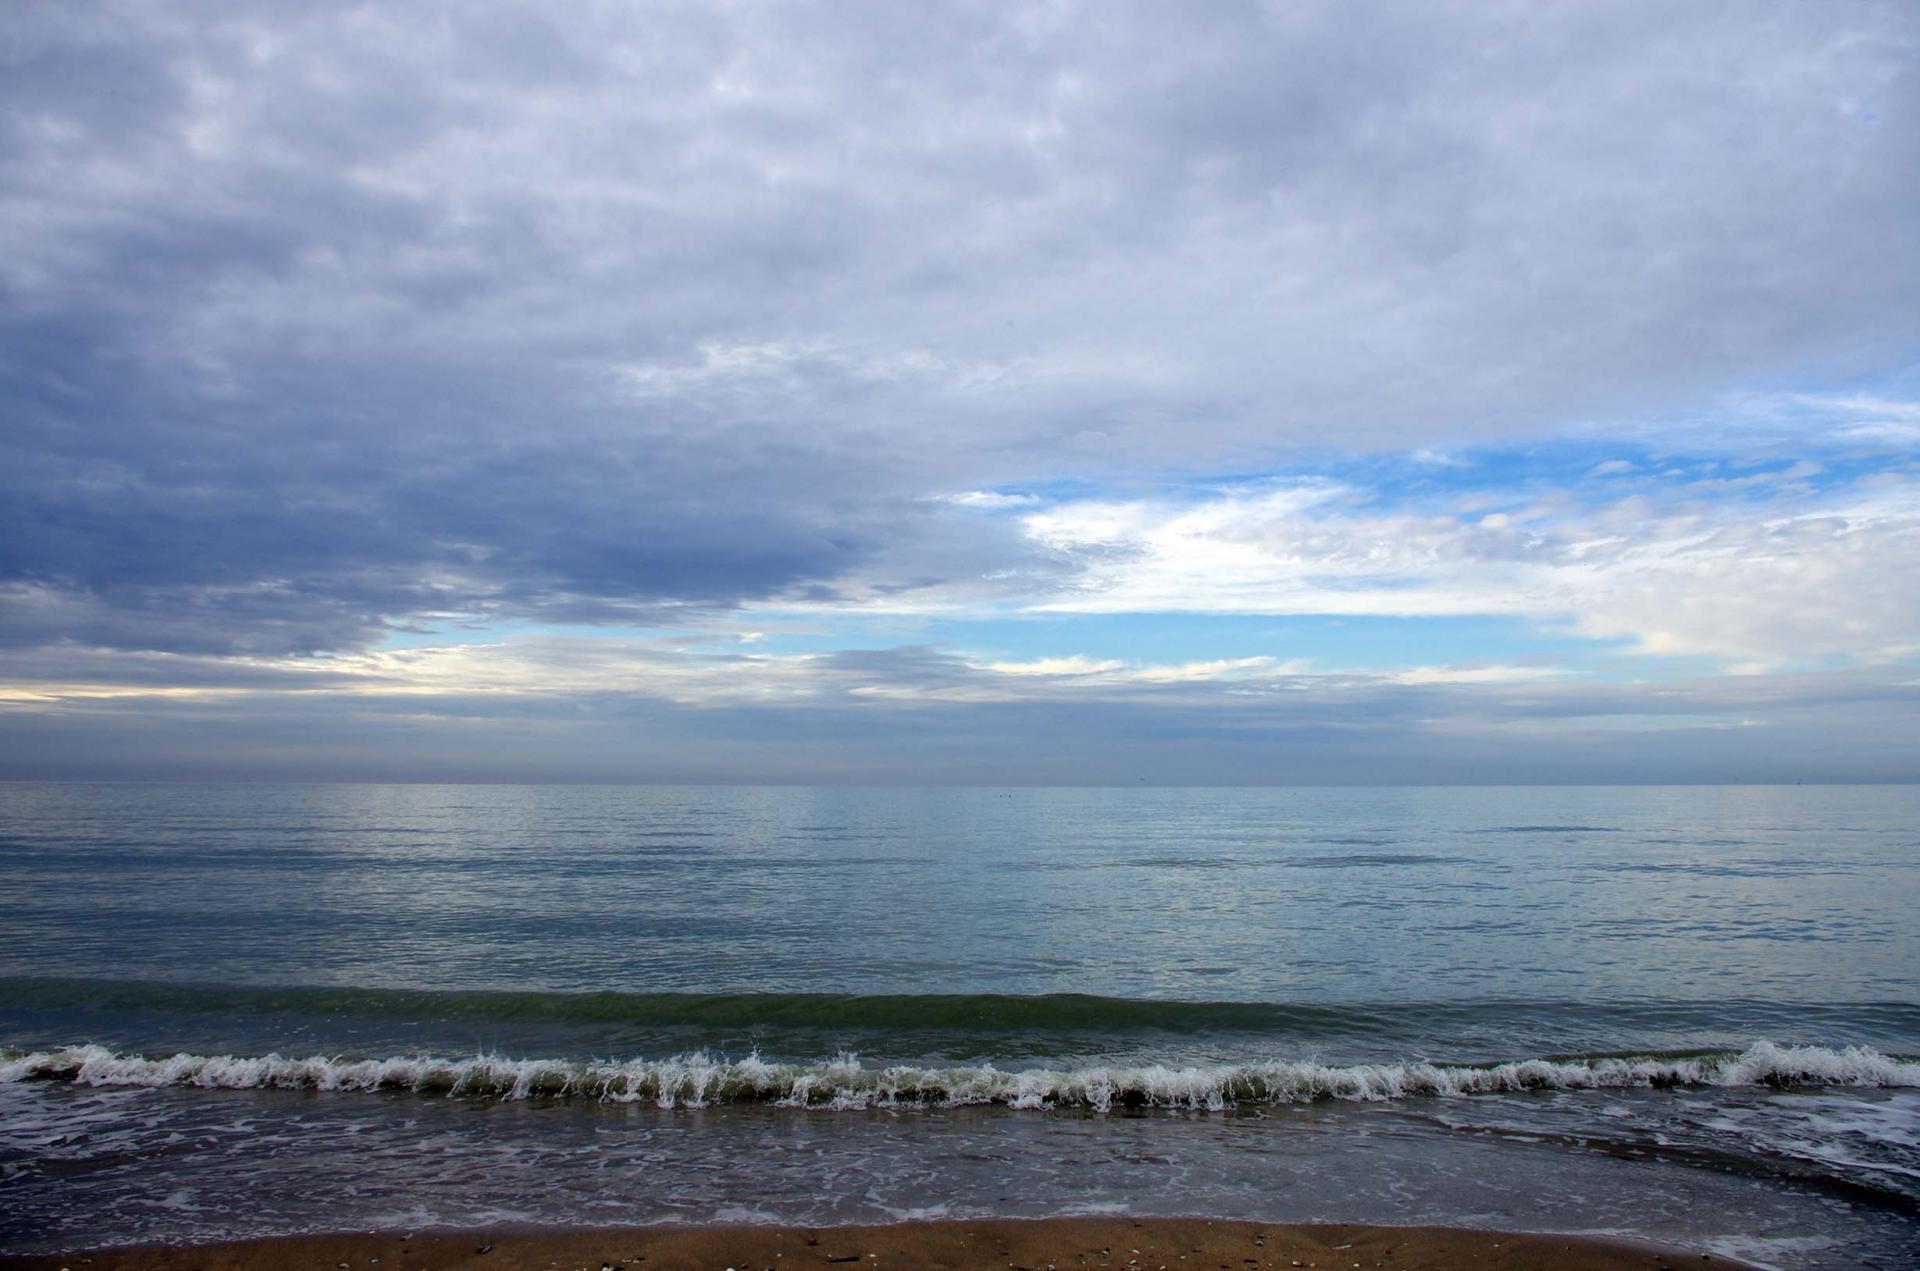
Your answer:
(1, 782), (1917, 1268)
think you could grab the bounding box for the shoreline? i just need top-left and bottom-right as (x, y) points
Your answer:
(0, 1218), (1755, 1270)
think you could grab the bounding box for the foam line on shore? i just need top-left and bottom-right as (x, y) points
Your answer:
(4, 1040), (1916, 1110)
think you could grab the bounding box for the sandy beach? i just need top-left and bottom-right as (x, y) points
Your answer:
(0, 1219), (1748, 1271)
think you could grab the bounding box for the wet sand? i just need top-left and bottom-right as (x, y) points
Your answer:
(0, 1218), (1750, 1270)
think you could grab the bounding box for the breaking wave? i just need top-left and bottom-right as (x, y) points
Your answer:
(5, 1041), (1915, 1112)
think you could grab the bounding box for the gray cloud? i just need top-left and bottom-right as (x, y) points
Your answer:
(2, 1), (1917, 773)
(2, 641), (1913, 783)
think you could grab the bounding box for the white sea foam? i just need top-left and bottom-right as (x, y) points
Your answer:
(4, 1040), (1916, 1110)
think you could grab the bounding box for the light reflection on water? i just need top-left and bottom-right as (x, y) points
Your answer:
(1, 783), (1916, 1002)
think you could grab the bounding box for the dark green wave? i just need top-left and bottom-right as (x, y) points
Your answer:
(3, 976), (1917, 1040)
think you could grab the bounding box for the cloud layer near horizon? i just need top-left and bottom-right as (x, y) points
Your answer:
(3, 2), (1917, 780)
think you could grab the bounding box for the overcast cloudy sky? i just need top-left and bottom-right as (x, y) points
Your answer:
(3, 1), (1917, 782)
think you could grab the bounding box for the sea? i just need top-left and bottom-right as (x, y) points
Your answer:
(1, 782), (1916, 1268)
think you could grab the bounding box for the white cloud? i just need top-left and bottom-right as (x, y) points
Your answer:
(342, 639), (831, 706)
(983, 655), (1126, 677)
(944, 491), (1041, 510)
(1806, 392), (1920, 431)
(1837, 421), (1920, 445)
(1387, 664), (1566, 685)
(979, 654), (1306, 687)
(1009, 474), (1920, 665)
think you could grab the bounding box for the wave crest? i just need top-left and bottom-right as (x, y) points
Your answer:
(5, 1041), (1916, 1111)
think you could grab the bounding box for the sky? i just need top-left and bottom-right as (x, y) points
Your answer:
(2, 0), (1917, 784)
